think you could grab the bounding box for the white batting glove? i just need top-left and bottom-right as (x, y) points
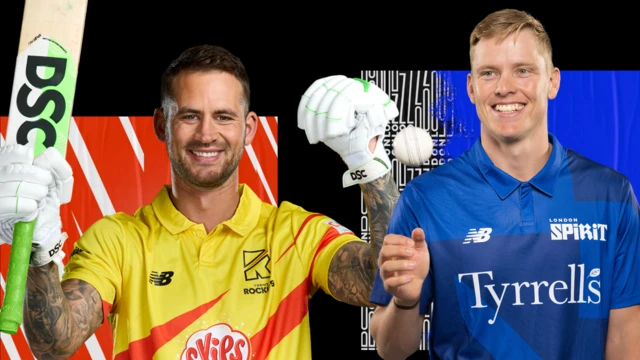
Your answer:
(0, 144), (74, 268)
(298, 75), (399, 187)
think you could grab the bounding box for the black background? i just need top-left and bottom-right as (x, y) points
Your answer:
(1, 2), (638, 359)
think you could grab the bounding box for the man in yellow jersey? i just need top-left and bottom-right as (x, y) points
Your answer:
(0, 45), (401, 359)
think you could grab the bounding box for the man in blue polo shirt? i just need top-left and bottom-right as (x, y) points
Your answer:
(368, 8), (640, 360)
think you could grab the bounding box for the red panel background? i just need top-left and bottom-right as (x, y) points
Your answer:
(0, 115), (278, 359)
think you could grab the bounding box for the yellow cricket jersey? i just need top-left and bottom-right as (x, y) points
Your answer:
(62, 184), (362, 360)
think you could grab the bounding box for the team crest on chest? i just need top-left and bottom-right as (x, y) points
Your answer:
(242, 249), (275, 295)
(549, 217), (608, 241)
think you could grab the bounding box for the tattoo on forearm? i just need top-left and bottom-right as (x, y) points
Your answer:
(23, 263), (103, 360)
(329, 171), (399, 306)
(360, 171), (399, 267)
(328, 242), (376, 306)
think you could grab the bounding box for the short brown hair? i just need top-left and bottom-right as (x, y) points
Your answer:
(160, 45), (251, 119)
(469, 9), (553, 72)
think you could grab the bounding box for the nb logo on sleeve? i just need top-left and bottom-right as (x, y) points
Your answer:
(149, 271), (175, 286)
(463, 228), (492, 244)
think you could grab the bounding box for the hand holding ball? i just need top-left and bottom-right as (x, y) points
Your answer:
(392, 125), (433, 167)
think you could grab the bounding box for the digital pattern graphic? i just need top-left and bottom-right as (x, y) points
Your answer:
(358, 70), (455, 353)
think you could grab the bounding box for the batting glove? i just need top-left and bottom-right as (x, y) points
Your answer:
(298, 75), (399, 187)
(0, 144), (73, 269)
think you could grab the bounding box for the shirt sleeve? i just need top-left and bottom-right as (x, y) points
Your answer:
(62, 214), (126, 321)
(369, 182), (433, 314)
(611, 178), (640, 309)
(285, 203), (363, 300)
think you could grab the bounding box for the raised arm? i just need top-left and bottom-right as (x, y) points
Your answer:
(297, 75), (402, 307)
(0, 144), (103, 359)
(327, 170), (399, 306)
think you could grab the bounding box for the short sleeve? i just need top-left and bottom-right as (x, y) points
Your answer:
(285, 204), (362, 299)
(62, 214), (125, 319)
(611, 179), (640, 308)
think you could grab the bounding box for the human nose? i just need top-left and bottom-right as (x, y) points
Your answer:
(196, 116), (219, 144)
(495, 74), (516, 96)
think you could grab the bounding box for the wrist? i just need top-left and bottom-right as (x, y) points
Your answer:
(393, 297), (420, 310)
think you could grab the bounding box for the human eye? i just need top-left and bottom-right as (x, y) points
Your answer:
(181, 114), (199, 122)
(177, 114), (200, 124)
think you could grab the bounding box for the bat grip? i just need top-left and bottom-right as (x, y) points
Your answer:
(0, 220), (35, 335)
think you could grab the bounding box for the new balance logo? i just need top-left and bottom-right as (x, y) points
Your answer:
(463, 228), (492, 244)
(149, 271), (174, 286)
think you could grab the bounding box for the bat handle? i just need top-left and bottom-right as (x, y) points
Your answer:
(0, 220), (35, 334)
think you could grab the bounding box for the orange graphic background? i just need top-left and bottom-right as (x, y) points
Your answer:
(0, 115), (278, 359)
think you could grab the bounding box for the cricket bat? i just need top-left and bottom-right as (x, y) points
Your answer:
(0, 0), (88, 335)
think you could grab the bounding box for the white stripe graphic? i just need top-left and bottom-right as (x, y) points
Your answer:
(1, 331), (20, 360)
(72, 212), (83, 236)
(69, 117), (116, 216)
(0, 273), (33, 359)
(119, 116), (145, 171)
(259, 116), (278, 156)
(84, 335), (106, 360)
(245, 144), (276, 206)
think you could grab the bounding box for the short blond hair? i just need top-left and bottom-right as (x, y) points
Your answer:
(469, 9), (553, 72)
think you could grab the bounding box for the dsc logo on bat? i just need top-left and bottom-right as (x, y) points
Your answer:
(8, 35), (76, 154)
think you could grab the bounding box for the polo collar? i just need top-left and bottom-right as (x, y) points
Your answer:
(152, 184), (262, 236)
(469, 133), (565, 200)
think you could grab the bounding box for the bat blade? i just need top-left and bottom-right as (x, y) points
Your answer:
(5, 0), (88, 155)
(0, 0), (88, 335)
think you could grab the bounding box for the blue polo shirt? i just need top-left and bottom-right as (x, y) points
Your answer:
(370, 133), (640, 360)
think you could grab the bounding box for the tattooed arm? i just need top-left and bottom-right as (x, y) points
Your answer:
(328, 170), (399, 307)
(23, 262), (103, 360)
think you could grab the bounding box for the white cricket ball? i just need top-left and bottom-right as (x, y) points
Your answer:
(392, 125), (434, 167)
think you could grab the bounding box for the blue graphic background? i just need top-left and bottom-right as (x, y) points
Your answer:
(435, 71), (639, 191)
